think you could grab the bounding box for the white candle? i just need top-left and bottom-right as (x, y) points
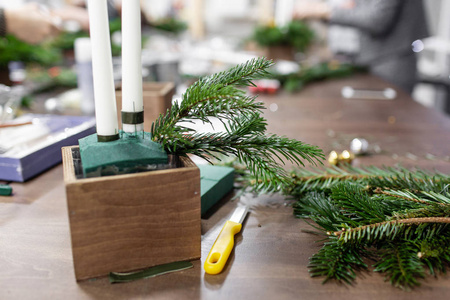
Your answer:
(87, 0), (119, 139)
(121, 0), (144, 133)
(275, 0), (294, 27)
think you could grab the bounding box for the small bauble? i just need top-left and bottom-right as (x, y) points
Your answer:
(328, 150), (339, 166)
(350, 138), (369, 155)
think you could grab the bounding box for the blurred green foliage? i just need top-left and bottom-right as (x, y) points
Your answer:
(0, 35), (62, 67)
(151, 18), (187, 35)
(252, 20), (314, 52)
(51, 31), (89, 50)
(276, 62), (366, 92)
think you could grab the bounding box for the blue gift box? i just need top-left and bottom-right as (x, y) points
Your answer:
(0, 114), (95, 182)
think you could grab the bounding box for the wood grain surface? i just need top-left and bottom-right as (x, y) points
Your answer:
(62, 147), (201, 280)
(1, 74), (449, 300)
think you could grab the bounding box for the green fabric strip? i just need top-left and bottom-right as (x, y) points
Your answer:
(121, 111), (144, 124)
(109, 261), (193, 283)
(97, 134), (120, 142)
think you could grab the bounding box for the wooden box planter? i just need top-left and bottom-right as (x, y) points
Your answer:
(62, 146), (201, 281)
(115, 82), (175, 132)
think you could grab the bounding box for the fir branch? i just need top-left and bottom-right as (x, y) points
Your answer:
(392, 202), (450, 220)
(151, 57), (324, 192)
(288, 165), (450, 197)
(331, 183), (389, 224)
(164, 113), (322, 192)
(372, 188), (440, 206)
(374, 242), (425, 290)
(283, 166), (450, 289)
(288, 165), (389, 196)
(417, 235), (450, 276)
(421, 190), (450, 204)
(309, 240), (368, 284)
(293, 192), (348, 232)
(366, 172), (450, 194)
(334, 218), (450, 241)
(152, 58), (273, 141)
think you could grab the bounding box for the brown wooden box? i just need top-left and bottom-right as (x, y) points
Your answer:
(62, 146), (201, 281)
(115, 82), (175, 132)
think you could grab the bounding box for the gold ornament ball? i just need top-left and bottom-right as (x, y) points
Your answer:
(339, 150), (354, 164)
(328, 150), (339, 165)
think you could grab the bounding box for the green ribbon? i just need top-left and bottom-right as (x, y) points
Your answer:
(97, 134), (120, 142)
(121, 111), (144, 124)
(109, 261), (193, 284)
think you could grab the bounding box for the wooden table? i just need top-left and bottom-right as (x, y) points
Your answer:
(1, 75), (449, 300)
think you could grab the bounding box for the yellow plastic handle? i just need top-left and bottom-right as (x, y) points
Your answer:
(204, 220), (242, 275)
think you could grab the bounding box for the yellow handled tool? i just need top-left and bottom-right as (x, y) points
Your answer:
(204, 206), (248, 275)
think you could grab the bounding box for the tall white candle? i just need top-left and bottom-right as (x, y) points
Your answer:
(87, 0), (119, 139)
(121, 0), (144, 133)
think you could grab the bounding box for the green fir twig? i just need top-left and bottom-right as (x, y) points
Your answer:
(151, 58), (324, 192)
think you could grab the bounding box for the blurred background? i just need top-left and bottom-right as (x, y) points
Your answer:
(0, 0), (449, 122)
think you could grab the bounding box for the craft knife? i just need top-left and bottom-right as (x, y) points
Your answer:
(204, 206), (249, 275)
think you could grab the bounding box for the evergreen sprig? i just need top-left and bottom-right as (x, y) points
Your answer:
(151, 58), (324, 192)
(219, 154), (450, 289)
(288, 165), (450, 196)
(287, 165), (450, 290)
(309, 239), (369, 284)
(374, 241), (425, 289)
(251, 20), (314, 52)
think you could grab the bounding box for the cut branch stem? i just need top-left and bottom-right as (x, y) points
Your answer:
(333, 217), (450, 237)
